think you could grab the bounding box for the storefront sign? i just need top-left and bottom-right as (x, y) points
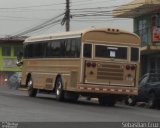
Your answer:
(3, 58), (17, 68)
(153, 26), (160, 42)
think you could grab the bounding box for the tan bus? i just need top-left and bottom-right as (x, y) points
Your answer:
(19, 28), (140, 106)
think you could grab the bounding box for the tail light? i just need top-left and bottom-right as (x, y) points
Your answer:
(86, 62), (91, 67)
(86, 62), (96, 68)
(131, 65), (136, 70)
(92, 63), (96, 68)
(126, 65), (136, 70)
(126, 65), (131, 70)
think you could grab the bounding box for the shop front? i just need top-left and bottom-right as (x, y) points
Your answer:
(113, 0), (160, 76)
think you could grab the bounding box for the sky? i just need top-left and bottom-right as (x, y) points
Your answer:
(0, 0), (133, 37)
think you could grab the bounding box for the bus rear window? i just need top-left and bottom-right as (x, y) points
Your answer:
(131, 47), (139, 61)
(95, 45), (127, 59)
(83, 44), (92, 58)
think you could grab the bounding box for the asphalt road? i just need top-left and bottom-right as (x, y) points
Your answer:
(0, 85), (160, 122)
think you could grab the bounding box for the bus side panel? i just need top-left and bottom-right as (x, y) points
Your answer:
(21, 60), (28, 87)
(21, 59), (81, 91)
(68, 70), (79, 90)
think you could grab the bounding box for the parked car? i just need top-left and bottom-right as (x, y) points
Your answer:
(8, 72), (22, 89)
(125, 73), (160, 108)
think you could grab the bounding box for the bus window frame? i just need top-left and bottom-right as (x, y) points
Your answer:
(82, 42), (93, 59)
(93, 43), (129, 61)
(24, 37), (82, 59)
(130, 47), (140, 62)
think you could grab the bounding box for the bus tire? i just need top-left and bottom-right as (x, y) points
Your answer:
(124, 96), (136, 106)
(55, 77), (64, 101)
(27, 78), (37, 97)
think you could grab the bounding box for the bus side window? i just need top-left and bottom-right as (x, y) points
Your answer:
(83, 44), (92, 58)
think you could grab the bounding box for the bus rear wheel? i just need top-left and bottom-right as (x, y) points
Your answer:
(124, 96), (136, 106)
(27, 78), (37, 97)
(55, 77), (64, 101)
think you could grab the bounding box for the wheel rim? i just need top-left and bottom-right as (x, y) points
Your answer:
(128, 98), (133, 104)
(27, 80), (32, 87)
(27, 80), (32, 92)
(56, 81), (62, 96)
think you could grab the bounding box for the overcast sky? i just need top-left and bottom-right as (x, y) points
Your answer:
(0, 0), (133, 37)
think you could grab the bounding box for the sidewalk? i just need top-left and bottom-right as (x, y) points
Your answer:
(0, 84), (28, 96)
(18, 87), (28, 91)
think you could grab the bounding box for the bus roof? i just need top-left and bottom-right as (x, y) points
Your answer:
(24, 28), (140, 45)
(25, 30), (83, 43)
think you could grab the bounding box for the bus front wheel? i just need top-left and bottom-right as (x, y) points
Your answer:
(27, 78), (37, 97)
(55, 77), (64, 101)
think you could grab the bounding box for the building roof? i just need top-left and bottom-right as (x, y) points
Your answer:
(0, 36), (27, 44)
(113, 0), (160, 18)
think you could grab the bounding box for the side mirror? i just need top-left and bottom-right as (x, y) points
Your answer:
(16, 51), (23, 67)
(16, 61), (23, 67)
(17, 51), (23, 61)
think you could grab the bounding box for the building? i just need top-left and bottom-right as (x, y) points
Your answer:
(113, 0), (160, 76)
(0, 36), (25, 85)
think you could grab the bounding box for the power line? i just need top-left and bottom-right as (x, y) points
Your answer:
(2, 0), (146, 36)
(71, 0), (118, 6)
(0, 15), (47, 21)
(71, 0), (96, 4)
(12, 12), (65, 37)
(70, 1), (160, 19)
(0, 1), (149, 21)
(15, 19), (62, 36)
(72, 18), (131, 22)
(0, 2), (65, 10)
(0, 8), (65, 12)
(71, 2), (144, 10)
(23, 20), (62, 35)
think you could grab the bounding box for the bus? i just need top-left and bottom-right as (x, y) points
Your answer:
(19, 28), (141, 106)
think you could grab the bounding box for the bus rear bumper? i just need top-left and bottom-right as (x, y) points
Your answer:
(77, 84), (138, 96)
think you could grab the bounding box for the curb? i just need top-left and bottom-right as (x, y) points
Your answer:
(18, 88), (28, 91)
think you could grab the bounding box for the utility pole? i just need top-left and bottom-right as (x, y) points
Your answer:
(66, 0), (70, 31)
